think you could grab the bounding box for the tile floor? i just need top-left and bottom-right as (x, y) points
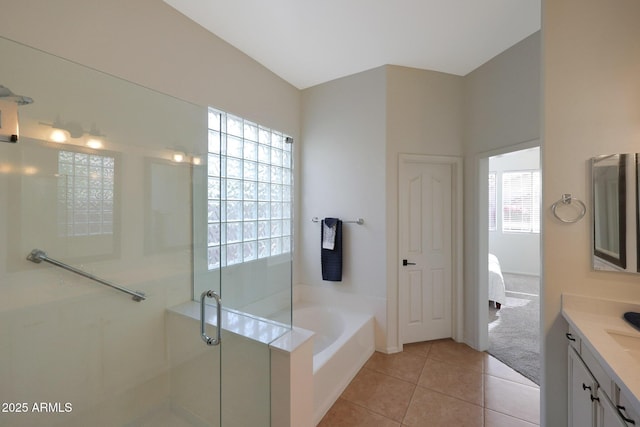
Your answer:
(318, 339), (540, 427)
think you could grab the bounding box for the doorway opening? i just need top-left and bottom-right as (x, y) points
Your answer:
(478, 145), (541, 385)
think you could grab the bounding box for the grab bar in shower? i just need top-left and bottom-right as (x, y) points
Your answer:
(26, 249), (146, 302)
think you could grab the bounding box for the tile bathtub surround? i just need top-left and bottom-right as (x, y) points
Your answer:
(319, 339), (539, 427)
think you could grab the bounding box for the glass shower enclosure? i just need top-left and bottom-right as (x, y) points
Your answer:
(0, 35), (292, 427)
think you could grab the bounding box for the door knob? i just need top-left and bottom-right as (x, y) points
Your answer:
(402, 259), (416, 266)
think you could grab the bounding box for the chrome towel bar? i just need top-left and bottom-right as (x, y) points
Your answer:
(26, 249), (146, 302)
(311, 217), (364, 225)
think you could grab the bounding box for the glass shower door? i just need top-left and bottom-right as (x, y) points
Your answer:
(0, 35), (224, 427)
(0, 34), (292, 427)
(192, 108), (294, 426)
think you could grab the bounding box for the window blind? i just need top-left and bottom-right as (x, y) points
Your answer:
(502, 170), (540, 233)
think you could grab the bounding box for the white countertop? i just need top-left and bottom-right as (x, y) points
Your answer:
(562, 294), (640, 415)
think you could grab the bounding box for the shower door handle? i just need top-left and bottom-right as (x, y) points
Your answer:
(200, 290), (221, 346)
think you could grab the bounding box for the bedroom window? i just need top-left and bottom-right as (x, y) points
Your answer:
(502, 170), (540, 233)
(488, 172), (497, 231)
(206, 107), (293, 270)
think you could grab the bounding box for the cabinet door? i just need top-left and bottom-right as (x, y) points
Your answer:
(569, 347), (596, 427)
(598, 392), (627, 427)
(567, 325), (582, 353)
(616, 387), (639, 426)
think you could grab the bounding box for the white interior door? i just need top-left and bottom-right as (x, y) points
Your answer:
(399, 156), (454, 344)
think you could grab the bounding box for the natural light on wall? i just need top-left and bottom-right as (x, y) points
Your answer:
(206, 108), (293, 270)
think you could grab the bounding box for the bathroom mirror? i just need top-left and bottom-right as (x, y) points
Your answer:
(591, 153), (639, 273)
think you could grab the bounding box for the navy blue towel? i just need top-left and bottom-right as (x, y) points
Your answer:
(321, 218), (343, 281)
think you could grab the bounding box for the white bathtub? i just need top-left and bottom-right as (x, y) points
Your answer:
(293, 304), (375, 425)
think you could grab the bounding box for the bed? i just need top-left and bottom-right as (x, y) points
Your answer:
(488, 253), (506, 309)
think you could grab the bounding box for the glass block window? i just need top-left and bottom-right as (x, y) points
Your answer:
(57, 150), (115, 237)
(502, 170), (541, 233)
(207, 107), (293, 270)
(488, 172), (497, 231)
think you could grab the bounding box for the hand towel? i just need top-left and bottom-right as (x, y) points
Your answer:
(322, 219), (337, 249)
(321, 218), (343, 281)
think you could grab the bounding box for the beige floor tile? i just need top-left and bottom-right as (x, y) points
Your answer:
(484, 355), (539, 388)
(484, 409), (538, 427)
(341, 368), (415, 422)
(365, 350), (427, 383)
(418, 357), (483, 405)
(318, 398), (401, 427)
(403, 387), (483, 427)
(402, 341), (432, 358)
(323, 340), (541, 427)
(428, 339), (484, 372)
(485, 375), (540, 425)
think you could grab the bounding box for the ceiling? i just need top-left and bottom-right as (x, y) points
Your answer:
(164, 0), (540, 90)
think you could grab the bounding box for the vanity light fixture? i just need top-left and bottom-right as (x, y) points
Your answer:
(86, 138), (103, 149)
(50, 129), (68, 143)
(172, 152), (185, 163)
(23, 166), (38, 175)
(41, 117), (106, 145)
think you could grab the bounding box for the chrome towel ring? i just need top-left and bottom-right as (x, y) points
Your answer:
(551, 194), (586, 223)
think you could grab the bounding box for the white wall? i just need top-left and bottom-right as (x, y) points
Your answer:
(299, 65), (464, 352)
(463, 32), (541, 348)
(299, 38), (538, 354)
(542, 1), (640, 425)
(385, 66), (464, 351)
(489, 147), (541, 276)
(0, 0), (300, 135)
(299, 67), (389, 348)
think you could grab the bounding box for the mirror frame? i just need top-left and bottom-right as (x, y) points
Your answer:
(592, 153), (627, 269)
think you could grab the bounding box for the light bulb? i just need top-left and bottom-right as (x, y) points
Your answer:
(173, 153), (184, 162)
(86, 139), (103, 149)
(50, 129), (67, 143)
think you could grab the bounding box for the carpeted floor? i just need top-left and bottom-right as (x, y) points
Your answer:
(488, 273), (540, 385)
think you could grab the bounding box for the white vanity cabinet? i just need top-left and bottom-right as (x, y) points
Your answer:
(600, 393), (629, 427)
(616, 387), (640, 426)
(562, 295), (640, 427)
(568, 346), (596, 426)
(567, 333), (635, 426)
